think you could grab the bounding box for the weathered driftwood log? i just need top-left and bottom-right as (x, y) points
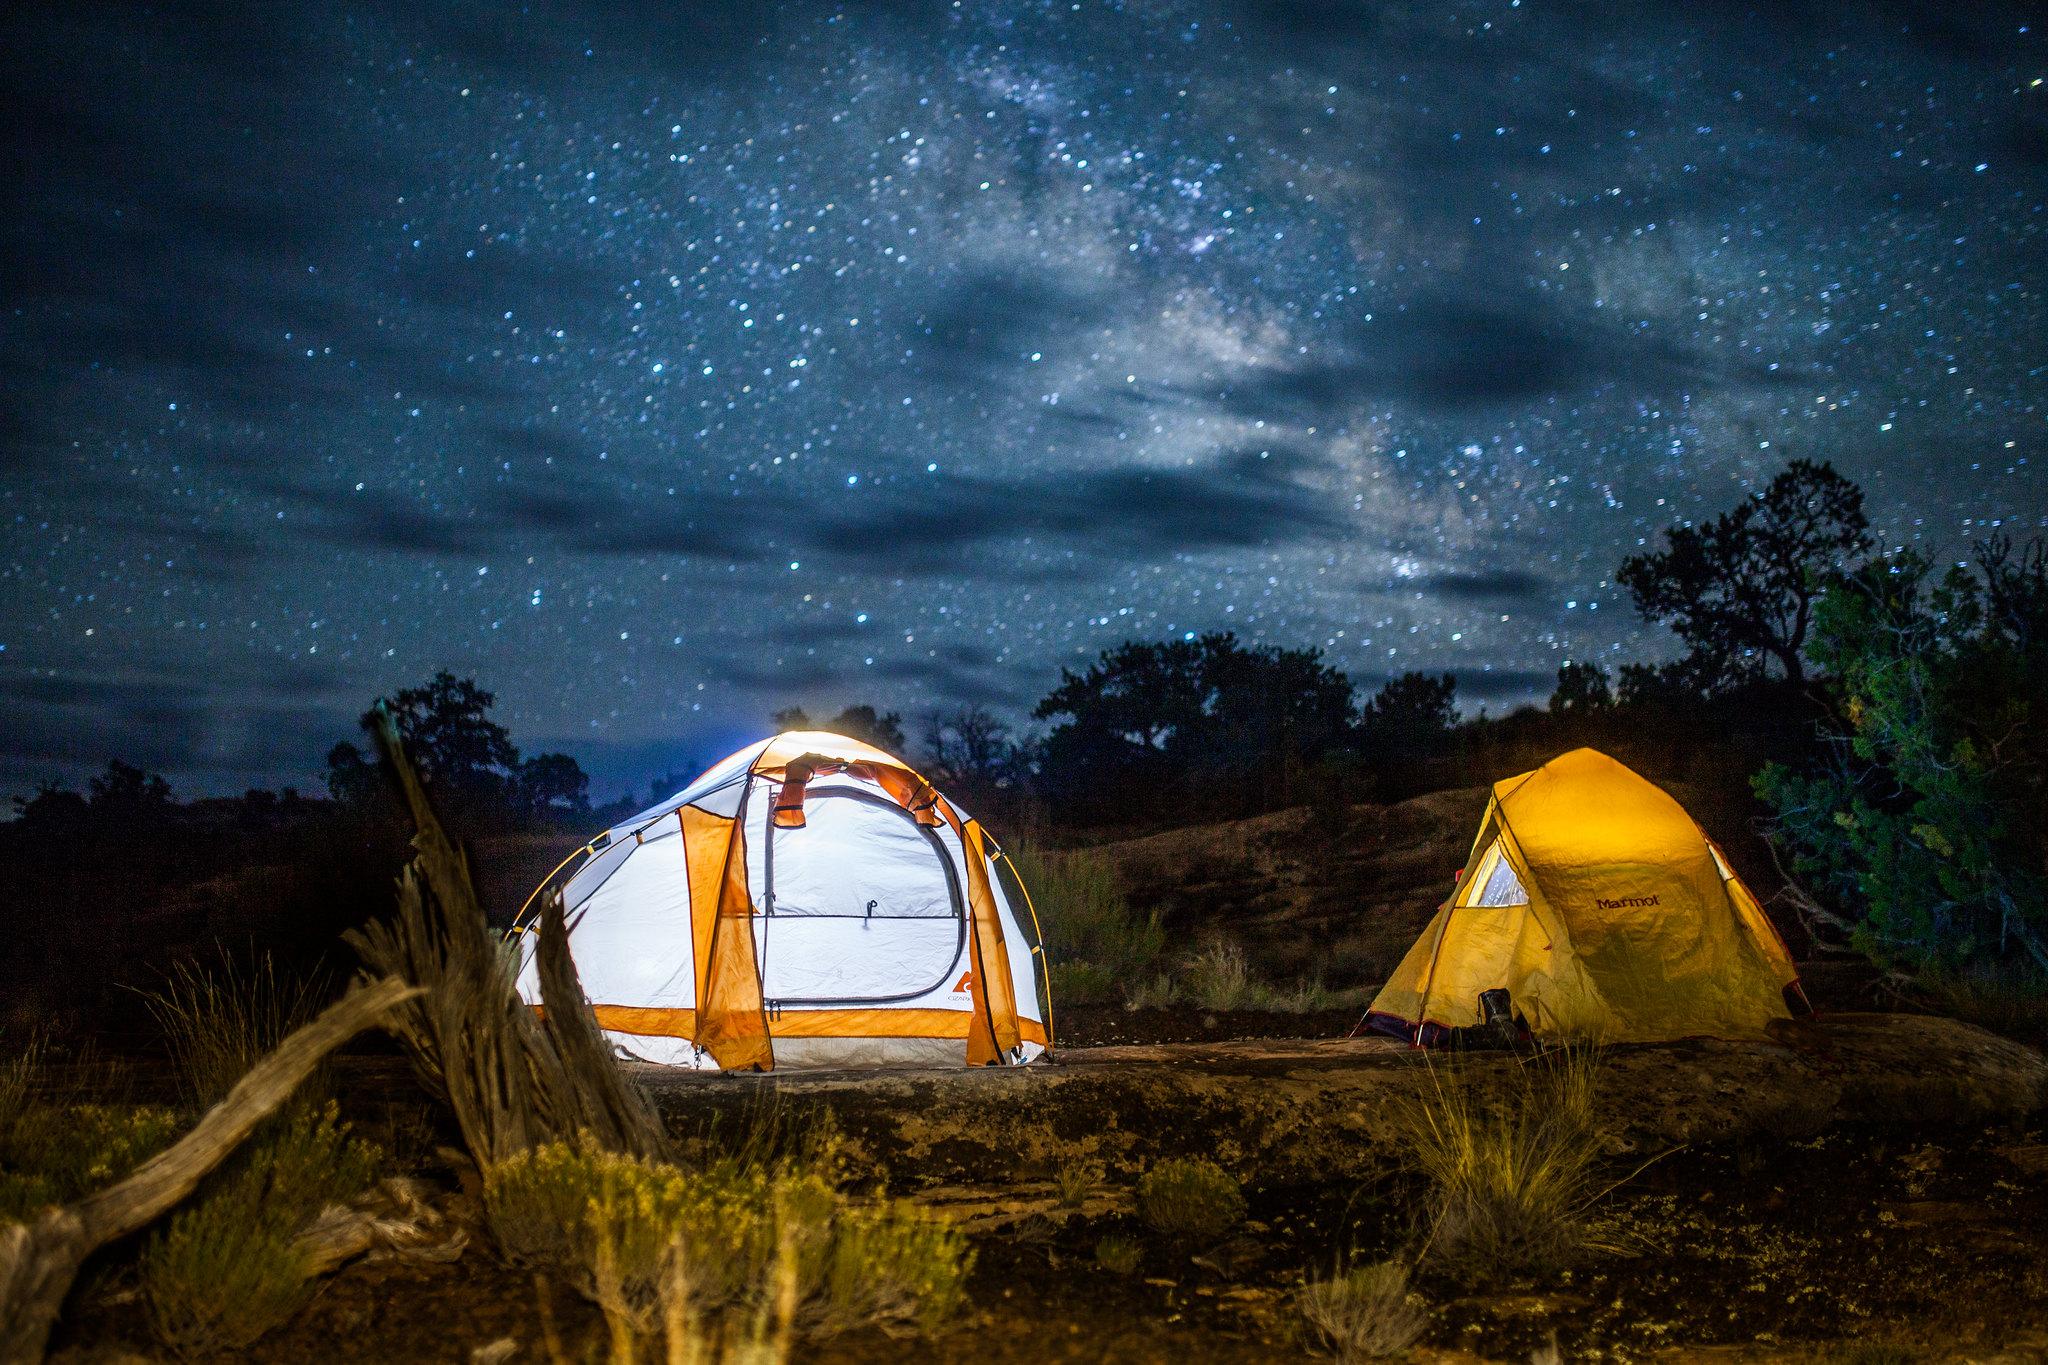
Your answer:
(344, 707), (668, 1170)
(0, 975), (418, 1365)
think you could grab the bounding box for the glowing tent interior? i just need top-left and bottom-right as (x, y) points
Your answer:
(1366, 747), (1805, 1046)
(512, 731), (1052, 1071)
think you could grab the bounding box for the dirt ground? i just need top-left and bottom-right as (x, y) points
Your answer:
(46, 1013), (2048, 1365)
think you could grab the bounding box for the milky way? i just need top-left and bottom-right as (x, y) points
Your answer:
(3, 1), (2044, 799)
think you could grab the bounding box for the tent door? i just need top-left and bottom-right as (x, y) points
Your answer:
(755, 788), (967, 1007)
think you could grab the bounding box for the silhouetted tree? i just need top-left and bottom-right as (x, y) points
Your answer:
(923, 705), (1020, 790)
(1358, 672), (1458, 749)
(1033, 633), (1356, 818)
(1549, 661), (1614, 714)
(1617, 459), (1871, 688)
(324, 741), (381, 805)
(515, 752), (592, 819)
(88, 759), (173, 812)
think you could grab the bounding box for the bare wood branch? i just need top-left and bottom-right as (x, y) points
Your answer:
(0, 976), (417, 1365)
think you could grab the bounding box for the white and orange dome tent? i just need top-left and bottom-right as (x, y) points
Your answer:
(1365, 748), (1806, 1046)
(512, 731), (1051, 1071)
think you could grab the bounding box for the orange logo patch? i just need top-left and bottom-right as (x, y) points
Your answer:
(951, 970), (974, 994)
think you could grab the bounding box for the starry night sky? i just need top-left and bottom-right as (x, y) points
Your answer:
(3, 2), (2044, 801)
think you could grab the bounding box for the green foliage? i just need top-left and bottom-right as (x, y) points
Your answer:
(1009, 842), (1165, 1004)
(1137, 1157), (1245, 1243)
(1093, 1233), (1142, 1274)
(1299, 1259), (1429, 1361)
(1390, 1048), (1610, 1285)
(0, 1101), (184, 1222)
(1756, 538), (2048, 984)
(142, 950), (326, 1108)
(485, 1134), (971, 1344)
(140, 1101), (380, 1355)
(1054, 1162), (1096, 1210)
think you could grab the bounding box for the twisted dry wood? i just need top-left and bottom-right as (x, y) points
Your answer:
(0, 975), (418, 1365)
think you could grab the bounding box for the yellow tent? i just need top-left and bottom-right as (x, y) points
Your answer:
(1365, 748), (1804, 1045)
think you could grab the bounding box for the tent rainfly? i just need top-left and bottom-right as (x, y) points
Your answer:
(1366, 747), (1805, 1046)
(512, 731), (1052, 1071)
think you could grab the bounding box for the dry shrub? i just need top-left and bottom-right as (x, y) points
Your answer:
(1008, 843), (1165, 1002)
(1093, 1234), (1142, 1275)
(1184, 941), (1253, 1011)
(1299, 1259), (1428, 1361)
(486, 1135), (970, 1350)
(1137, 1157), (1245, 1243)
(0, 1029), (42, 1121)
(139, 1101), (380, 1355)
(1054, 1162), (1095, 1210)
(1392, 1047), (1612, 1284)
(141, 950), (326, 1107)
(0, 1102), (184, 1222)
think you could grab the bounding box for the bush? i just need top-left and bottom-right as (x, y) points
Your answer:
(485, 1135), (971, 1345)
(1184, 941), (1253, 1011)
(0, 1102), (184, 1222)
(1055, 1162), (1095, 1210)
(1008, 844), (1166, 997)
(1390, 1048), (1609, 1284)
(1137, 1157), (1245, 1243)
(141, 950), (327, 1107)
(140, 1101), (380, 1355)
(1049, 960), (1121, 1007)
(1300, 1259), (1428, 1361)
(1756, 541), (2048, 985)
(1094, 1233), (1142, 1274)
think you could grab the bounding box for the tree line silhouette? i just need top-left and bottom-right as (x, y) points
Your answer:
(5, 459), (2041, 1015)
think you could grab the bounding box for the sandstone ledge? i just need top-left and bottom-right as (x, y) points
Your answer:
(637, 1013), (2047, 1186)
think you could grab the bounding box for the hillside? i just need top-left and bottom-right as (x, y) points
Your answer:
(1075, 777), (1796, 994)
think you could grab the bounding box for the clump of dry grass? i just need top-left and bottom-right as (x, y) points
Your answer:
(1054, 1162), (1096, 1210)
(1093, 1233), (1142, 1275)
(1391, 1046), (1612, 1284)
(1137, 1156), (1246, 1243)
(1299, 1259), (1429, 1361)
(1184, 941), (1253, 1011)
(141, 950), (327, 1108)
(1008, 843), (1164, 1005)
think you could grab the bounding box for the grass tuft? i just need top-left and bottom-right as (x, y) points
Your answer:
(1300, 1259), (1429, 1361)
(1184, 941), (1254, 1011)
(1137, 1156), (1246, 1243)
(140, 1100), (381, 1355)
(1008, 843), (1165, 1005)
(1390, 1046), (1612, 1285)
(140, 950), (327, 1108)
(1093, 1233), (1142, 1275)
(1054, 1162), (1096, 1210)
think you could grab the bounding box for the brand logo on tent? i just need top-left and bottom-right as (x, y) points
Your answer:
(952, 970), (974, 994)
(1595, 894), (1661, 909)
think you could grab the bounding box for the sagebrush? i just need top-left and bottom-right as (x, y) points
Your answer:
(1137, 1157), (1245, 1242)
(140, 1101), (381, 1355)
